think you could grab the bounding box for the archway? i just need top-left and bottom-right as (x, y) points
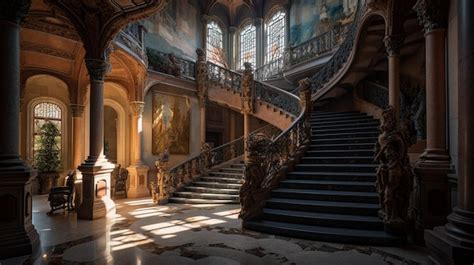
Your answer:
(104, 106), (118, 164)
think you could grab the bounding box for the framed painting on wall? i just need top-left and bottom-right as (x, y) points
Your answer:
(152, 91), (191, 155)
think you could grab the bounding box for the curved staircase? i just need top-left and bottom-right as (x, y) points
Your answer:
(244, 110), (400, 245)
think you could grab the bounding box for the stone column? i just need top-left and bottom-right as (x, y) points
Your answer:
(284, 2), (291, 48)
(425, 0), (474, 263)
(127, 101), (149, 198)
(240, 63), (254, 161)
(228, 26), (236, 69)
(254, 18), (264, 68)
(77, 59), (116, 220)
(413, 0), (452, 235)
(201, 15), (210, 54)
(383, 35), (404, 121)
(0, 0), (40, 259)
(195, 48), (208, 145)
(71, 104), (85, 207)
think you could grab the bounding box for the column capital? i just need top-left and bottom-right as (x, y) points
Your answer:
(130, 101), (145, 116)
(383, 35), (404, 56)
(85, 58), (110, 81)
(0, 0), (31, 24)
(71, 104), (85, 117)
(413, 0), (449, 34)
(253, 17), (264, 27)
(228, 26), (237, 34)
(201, 14), (212, 24)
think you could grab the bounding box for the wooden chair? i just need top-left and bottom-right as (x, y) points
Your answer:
(47, 170), (75, 215)
(114, 165), (128, 199)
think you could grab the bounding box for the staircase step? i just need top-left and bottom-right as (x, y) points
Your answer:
(193, 181), (241, 189)
(287, 171), (376, 181)
(262, 209), (384, 230)
(243, 221), (400, 245)
(279, 179), (376, 192)
(309, 143), (375, 151)
(312, 131), (380, 139)
(306, 149), (374, 156)
(271, 188), (379, 203)
(313, 126), (379, 134)
(310, 112), (369, 119)
(218, 167), (244, 173)
(173, 191), (239, 200)
(184, 186), (239, 195)
(312, 137), (378, 145)
(311, 121), (379, 130)
(200, 176), (243, 184)
(295, 164), (377, 173)
(169, 197), (238, 204)
(310, 118), (378, 126)
(209, 172), (243, 178)
(265, 198), (379, 216)
(301, 156), (375, 164)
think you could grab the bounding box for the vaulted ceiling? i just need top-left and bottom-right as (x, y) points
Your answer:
(200, 0), (278, 26)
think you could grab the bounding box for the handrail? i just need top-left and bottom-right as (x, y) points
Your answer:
(207, 61), (242, 93)
(146, 48), (196, 79)
(115, 22), (146, 63)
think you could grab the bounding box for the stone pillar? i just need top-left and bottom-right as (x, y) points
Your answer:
(284, 2), (291, 48)
(413, 0), (452, 236)
(71, 104), (85, 207)
(195, 48), (208, 145)
(200, 105), (206, 145)
(77, 59), (116, 220)
(228, 26), (236, 69)
(0, 0), (40, 259)
(424, 0), (474, 263)
(127, 101), (149, 198)
(201, 15), (210, 54)
(240, 63), (254, 161)
(254, 18), (264, 68)
(383, 35), (404, 121)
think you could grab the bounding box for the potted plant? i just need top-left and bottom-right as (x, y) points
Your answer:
(33, 121), (62, 194)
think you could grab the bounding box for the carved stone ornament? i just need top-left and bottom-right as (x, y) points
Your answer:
(241, 62), (254, 114)
(299, 78), (312, 116)
(195, 48), (209, 107)
(0, 0), (31, 24)
(374, 107), (415, 235)
(130, 101), (145, 117)
(85, 58), (111, 81)
(413, 0), (448, 33)
(71, 104), (85, 117)
(200, 143), (212, 171)
(383, 35), (405, 56)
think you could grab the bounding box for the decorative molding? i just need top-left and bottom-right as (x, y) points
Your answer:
(22, 15), (81, 41)
(240, 62), (254, 114)
(413, 0), (448, 34)
(0, 0), (31, 24)
(71, 104), (85, 117)
(85, 58), (110, 81)
(130, 101), (145, 117)
(383, 35), (405, 56)
(20, 42), (75, 60)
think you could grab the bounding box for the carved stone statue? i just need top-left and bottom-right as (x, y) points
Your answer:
(239, 133), (272, 221)
(374, 107), (414, 234)
(195, 48), (209, 107)
(153, 148), (170, 204)
(241, 62), (254, 114)
(298, 78), (312, 117)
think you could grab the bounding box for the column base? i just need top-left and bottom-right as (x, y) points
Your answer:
(0, 167), (40, 259)
(127, 165), (150, 198)
(77, 159), (116, 220)
(73, 170), (83, 209)
(425, 207), (474, 265)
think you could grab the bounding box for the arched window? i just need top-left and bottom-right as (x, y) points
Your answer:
(239, 24), (256, 69)
(265, 10), (286, 63)
(32, 102), (62, 158)
(206, 21), (225, 65)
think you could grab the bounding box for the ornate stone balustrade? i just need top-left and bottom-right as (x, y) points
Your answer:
(207, 62), (242, 93)
(146, 48), (196, 78)
(114, 22), (146, 62)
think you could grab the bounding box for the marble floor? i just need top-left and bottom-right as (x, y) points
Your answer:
(2, 196), (431, 265)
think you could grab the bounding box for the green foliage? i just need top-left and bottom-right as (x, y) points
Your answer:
(33, 122), (61, 173)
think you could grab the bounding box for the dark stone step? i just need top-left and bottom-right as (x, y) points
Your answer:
(265, 198), (379, 216)
(310, 112), (369, 119)
(192, 181), (241, 189)
(208, 172), (243, 178)
(312, 131), (380, 139)
(312, 137), (378, 145)
(295, 164), (377, 173)
(308, 143), (375, 151)
(218, 167), (244, 173)
(310, 118), (378, 126)
(230, 164), (245, 169)
(200, 176), (243, 184)
(301, 156), (375, 164)
(287, 171), (376, 181)
(271, 188), (379, 203)
(306, 149), (374, 157)
(243, 221), (400, 246)
(169, 197), (238, 204)
(262, 209), (384, 230)
(279, 179), (376, 192)
(184, 186), (239, 195)
(313, 126), (379, 134)
(173, 191), (239, 200)
(311, 121), (379, 130)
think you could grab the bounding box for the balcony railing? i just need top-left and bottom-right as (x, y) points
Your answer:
(146, 48), (196, 79)
(115, 22), (146, 62)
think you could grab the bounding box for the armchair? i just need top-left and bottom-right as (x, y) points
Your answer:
(47, 171), (75, 215)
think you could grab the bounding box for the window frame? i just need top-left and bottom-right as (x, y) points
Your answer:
(238, 22), (257, 70)
(206, 20), (225, 65)
(265, 9), (286, 64)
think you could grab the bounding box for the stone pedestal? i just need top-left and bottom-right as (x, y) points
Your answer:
(127, 165), (150, 198)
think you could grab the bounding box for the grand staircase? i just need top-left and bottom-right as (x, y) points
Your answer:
(244, 110), (401, 245)
(169, 160), (244, 204)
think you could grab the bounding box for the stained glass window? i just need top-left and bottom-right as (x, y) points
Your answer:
(206, 21), (225, 65)
(266, 10), (286, 63)
(239, 24), (256, 69)
(33, 102), (62, 157)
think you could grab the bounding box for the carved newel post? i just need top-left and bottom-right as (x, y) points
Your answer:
(0, 0), (40, 258)
(240, 62), (255, 161)
(374, 107), (415, 235)
(298, 78), (312, 118)
(127, 101), (149, 198)
(153, 149), (169, 205)
(383, 35), (404, 121)
(195, 48), (209, 146)
(200, 143), (212, 175)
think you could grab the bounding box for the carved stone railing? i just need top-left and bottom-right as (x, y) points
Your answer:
(152, 125), (281, 202)
(207, 62), (242, 93)
(254, 57), (284, 81)
(114, 22), (146, 62)
(146, 48), (196, 79)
